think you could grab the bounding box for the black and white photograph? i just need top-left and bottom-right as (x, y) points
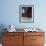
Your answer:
(19, 5), (34, 23)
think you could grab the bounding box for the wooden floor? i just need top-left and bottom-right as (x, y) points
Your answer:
(0, 43), (45, 46)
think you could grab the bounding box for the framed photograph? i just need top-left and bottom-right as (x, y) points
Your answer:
(19, 5), (34, 23)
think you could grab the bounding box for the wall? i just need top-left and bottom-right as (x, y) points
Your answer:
(0, 0), (46, 29)
(0, 0), (46, 44)
(0, 0), (40, 28)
